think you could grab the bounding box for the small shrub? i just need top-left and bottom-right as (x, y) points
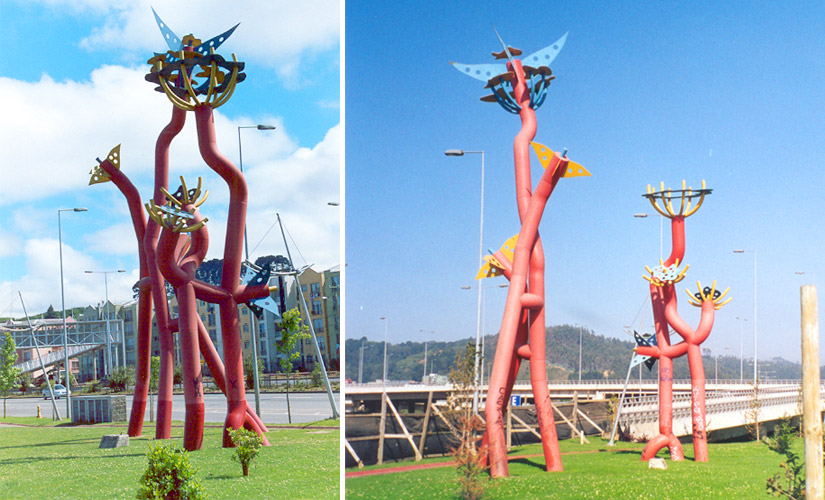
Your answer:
(137, 442), (205, 499)
(108, 366), (133, 392)
(765, 417), (804, 499)
(311, 363), (323, 387)
(85, 379), (101, 394)
(228, 427), (263, 477)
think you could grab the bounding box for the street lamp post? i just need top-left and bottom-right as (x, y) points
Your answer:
(237, 123), (275, 418)
(577, 325), (584, 384)
(380, 317), (389, 386)
(733, 249), (757, 384)
(58, 207), (87, 420)
(633, 213), (663, 261)
(358, 338), (364, 384)
(419, 329), (434, 382)
(796, 271), (816, 286)
(445, 148), (484, 413)
(85, 269), (125, 376)
(736, 316), (747, 381)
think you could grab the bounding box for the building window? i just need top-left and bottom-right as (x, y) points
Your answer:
(310, 283), (320, 298)
(244, 342), (250, 350)
(311, 300), (322, 315)
(313, 318), (324, 333)
(243, 324), (249, 332)
(242, 308), (247, 315)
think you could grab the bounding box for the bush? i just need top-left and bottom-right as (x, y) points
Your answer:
(137, 442), (205, 499)
(108, 366), (133, 392)
(85, 379), (101, 393)
(311, 363), (323, 387)
(228, 427), (264, 477)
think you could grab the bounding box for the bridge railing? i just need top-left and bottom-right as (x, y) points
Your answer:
(3, 320), (124, 348)
(14, 344), (101, 374)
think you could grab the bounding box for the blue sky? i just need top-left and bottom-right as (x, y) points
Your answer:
(0, 0), (340, 317)
(345, 1), (825, 365)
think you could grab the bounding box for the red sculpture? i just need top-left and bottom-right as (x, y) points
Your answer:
(88, 13), (272, 450)
(634, 181), (729, 462)
(452, 31), (589, 477)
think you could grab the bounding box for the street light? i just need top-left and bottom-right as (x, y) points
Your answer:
(795, 271), (816, 286)
(736, 317), (748, 381)
(419, 329), (435, 382)
(633, 213), (663, 261)
(84, 269), (125, 376)
(237, 123), (275, 418)
(380, 317), (388, 387)
(462, 282), (507, 397)
(733, 249), (757, 384)
(58, 207), (87, 420)
(577, 325), (584, 384)
(446, 148), (484, 413)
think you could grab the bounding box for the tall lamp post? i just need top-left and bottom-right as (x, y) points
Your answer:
(380, 317), (389, 387)
(577, 325), (584, 384)
(633, 213), (663, 261)
(733, 249), (757, 384)
(736, 316), (748, 381)
(796, 271), (816, 286)
(58, 207), (87, 420)
(445, 149), (484, 413)
(85, 269), (125, 376)
(237, 124), (275, 418)
(419, 329), (434, 382)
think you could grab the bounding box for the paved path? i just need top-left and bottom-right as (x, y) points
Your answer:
(6, 391), (339, 425)
(345, 448), (636, 478)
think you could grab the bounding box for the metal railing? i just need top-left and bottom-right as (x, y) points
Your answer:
(14, 344), (102, 374)
(2, 319), (124, 348)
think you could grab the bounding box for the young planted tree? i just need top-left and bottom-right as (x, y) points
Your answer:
(244, 355), (264, 390)
(0, 332), (20, 419)
(746, 379), (763, 441)
(149, 356), (159, 422)
(275, 308), (309, 424)
(446, 341), (487, 500)
(228, 427), (263, 477)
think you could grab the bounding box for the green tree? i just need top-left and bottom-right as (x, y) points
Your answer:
(0, 332), (20, 418)
(243, 355), (264, 390)
(108, 365), (133, 392)
(149, 356), (160, 422)
(228, 427), (263, 477)
(446, 341), (487, 500)
(275, 308), (309, 424)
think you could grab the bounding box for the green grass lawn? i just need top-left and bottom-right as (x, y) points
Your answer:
(0, 417), (339, 499)
(346, 437), (797, 500)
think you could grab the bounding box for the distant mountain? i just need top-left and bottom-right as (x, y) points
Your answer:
(345, 324), (803, 383)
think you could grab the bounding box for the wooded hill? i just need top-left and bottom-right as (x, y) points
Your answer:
(345, 324), (803, 383)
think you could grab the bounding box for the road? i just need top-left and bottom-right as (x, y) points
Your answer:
(5, 392), (340, 425)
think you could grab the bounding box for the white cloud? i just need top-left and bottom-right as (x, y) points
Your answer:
(20, 0), (339, 82)
(0, 63), (339, 313)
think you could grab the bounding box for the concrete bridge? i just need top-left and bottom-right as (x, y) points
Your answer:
(616, 380), (805, 440)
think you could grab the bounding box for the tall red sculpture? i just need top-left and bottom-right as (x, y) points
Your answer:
(88, 11), (274, 450)
(634, 181), (730, 462)
(452, 31), (590, 477)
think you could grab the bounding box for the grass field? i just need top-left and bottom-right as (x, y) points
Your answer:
(0, 417), (339, 500)
(346, 437), (798, 500)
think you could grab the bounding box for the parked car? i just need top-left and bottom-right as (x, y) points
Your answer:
(42, 384), (70, 399)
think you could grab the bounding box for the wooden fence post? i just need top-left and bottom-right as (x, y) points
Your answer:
(800, 284), (823, 500)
